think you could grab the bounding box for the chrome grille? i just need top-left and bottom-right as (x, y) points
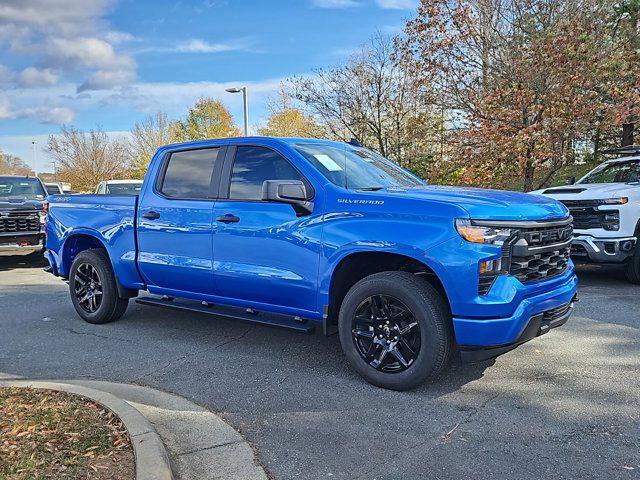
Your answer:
(0, 210), (40, 233)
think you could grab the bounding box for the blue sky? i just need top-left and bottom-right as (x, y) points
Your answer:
(0, 0), (418, 172)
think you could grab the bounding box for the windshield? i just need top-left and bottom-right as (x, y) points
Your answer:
(0, 177), (46, 200)
(105, 183), (142, 195)
(293, 143), (424, 189)
(579, 160), (640, 184)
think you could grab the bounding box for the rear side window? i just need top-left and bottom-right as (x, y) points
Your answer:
(160, 147), (221, 199)
(229, 146), (303, 200)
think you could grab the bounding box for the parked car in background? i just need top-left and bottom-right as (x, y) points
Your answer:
(0, 175), (47, 256)
(95, 180), (143, 195)
(45, 137), (577, 390)
(44, 182), (64, 195)
(533, 145), (640, 284)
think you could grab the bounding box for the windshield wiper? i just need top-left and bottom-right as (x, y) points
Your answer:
(355, 187), (384, 191)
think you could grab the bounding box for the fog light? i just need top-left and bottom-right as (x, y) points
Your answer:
(620, 240), (635, 252)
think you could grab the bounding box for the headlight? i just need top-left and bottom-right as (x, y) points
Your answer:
(598, 197), (628, 205)
(455, 219), (513, 244)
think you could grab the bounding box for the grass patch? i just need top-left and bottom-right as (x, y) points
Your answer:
(0, 387), (133, 480)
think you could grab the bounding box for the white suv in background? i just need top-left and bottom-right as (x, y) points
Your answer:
(532, 147), (640, 283)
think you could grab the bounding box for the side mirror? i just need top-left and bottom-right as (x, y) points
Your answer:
(262, 180), (314, 216)
(566, 176), (576, 185)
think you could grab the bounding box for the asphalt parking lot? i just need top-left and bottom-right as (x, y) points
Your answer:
(1, 257), (638, 480)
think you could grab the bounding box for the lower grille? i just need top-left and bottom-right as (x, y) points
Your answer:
(542, 302), (572, 322)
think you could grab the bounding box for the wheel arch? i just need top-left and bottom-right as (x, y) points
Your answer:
(323, 250), (452, 329)
(61, 231), (137, 299)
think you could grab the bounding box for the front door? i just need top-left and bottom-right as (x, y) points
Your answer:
(212, 145), (321, 315)
(137, 146), (224, 296)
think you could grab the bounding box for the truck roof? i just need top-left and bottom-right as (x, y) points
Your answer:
(161, 136), (352, 151)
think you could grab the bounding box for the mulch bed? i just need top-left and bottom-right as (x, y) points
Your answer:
(0, 387), (134, 479)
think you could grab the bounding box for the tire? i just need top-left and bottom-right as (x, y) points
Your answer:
(69, 248), (128, 324)
(625, 246), (640, 284)
(338, 271), (452, 391)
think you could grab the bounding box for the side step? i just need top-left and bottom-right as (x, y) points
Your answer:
(135, 296), (315, 334)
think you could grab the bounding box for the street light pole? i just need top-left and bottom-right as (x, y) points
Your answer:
(31, 141), (38, 177)
(225, 86), (249, 136)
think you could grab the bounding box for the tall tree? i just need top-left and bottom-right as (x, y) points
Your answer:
(0, 150), (33, 176)
(403, 0), (640, 191)
(129, 112), (174, 178)
(46, 127), (129, 192)
(171, 98), (241, 141)
(289, 33), (441, 173)
(259, 89), (326, 138)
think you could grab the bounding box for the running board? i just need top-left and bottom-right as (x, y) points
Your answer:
(135, 296), (315, 334)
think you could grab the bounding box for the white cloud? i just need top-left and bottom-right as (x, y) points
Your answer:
(0, 64), (15, 86)
(38, 106), (75, 124)
(18, 67), (58, 87)
(311, 0), (361, 8)
(78, 69), (136, 92)
(0, 0), (136, 93)
(173, 39), (240, 53)
(375, 0), (417, 9)
(0, 0), (113, 36)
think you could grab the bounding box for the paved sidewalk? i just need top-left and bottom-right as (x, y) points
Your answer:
(0, 377), (268, 480)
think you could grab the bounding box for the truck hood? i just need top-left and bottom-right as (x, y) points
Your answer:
(375, 185), (569, 221)
(0, 197), (44, 211)
(531, 182), (637, 200)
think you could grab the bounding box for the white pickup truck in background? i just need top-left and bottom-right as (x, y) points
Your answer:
(533, 146), (640, 284)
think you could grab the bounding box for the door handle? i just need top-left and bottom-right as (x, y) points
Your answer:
(216, 214), (240, 224)
(142, 211), (160, 220)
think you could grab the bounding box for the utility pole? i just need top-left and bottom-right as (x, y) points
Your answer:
(31, 140), (38, 177)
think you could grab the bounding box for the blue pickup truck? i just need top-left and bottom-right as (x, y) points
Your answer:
(45, 137), (578, 390)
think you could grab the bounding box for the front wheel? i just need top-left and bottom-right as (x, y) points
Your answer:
(69, 249), (128, 324)
(625, 246), (640, 284)
(338, 271), (452, 390)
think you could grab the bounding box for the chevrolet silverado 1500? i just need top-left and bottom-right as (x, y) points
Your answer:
(45, 137), (578, 390)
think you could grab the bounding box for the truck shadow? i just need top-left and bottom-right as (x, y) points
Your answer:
(0, 254), (48, 272)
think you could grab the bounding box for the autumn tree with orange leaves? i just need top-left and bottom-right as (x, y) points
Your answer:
(403, 0), (640, 191)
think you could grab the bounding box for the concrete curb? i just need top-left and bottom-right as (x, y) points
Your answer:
(0, 380), (173, 480)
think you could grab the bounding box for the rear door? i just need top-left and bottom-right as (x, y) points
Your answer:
(137, 145), (225, 296)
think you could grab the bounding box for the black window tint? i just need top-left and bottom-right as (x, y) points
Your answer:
(229, 146), (302, 200)
(161, 148), (220, 198)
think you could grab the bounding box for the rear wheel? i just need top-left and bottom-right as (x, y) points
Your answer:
(338, 271), (451, 390)
(69, 249), (128, 324)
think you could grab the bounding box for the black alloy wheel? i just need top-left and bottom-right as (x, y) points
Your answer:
(73, 263), (103, 313)
(351, 295), (421, 373)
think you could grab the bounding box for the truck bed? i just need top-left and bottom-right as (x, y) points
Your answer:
(46, 194), (143, 288)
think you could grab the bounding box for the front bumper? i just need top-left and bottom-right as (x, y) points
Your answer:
(459, 297), (576, 362)
(570, 234), (636, 263)
(0, 238), (44, 256)
(452, 267), (578, 348)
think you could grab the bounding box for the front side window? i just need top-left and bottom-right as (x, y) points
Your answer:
(229, 146), (303, 200)
(579, 160), (640, 184)
(161, 147), (221, 198)
(293, 142), (424, 190)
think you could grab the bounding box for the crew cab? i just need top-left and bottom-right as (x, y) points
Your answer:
(532, 146), (640, 283)
(0, 175), (47, 256)
(44, 137), (578, 390)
